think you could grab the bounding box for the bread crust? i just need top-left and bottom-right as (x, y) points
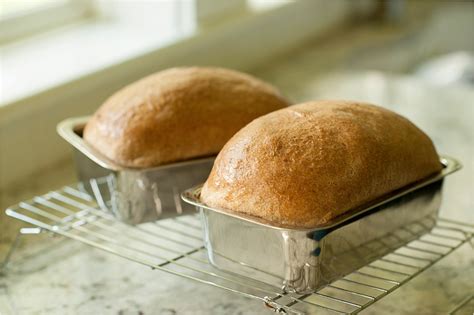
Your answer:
(201, 100), (442, 228)
(83, 67), (289, 168)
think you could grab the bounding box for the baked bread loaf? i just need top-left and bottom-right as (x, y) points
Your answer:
(83, 67), (289, 168)
(201, 100), (442, 228)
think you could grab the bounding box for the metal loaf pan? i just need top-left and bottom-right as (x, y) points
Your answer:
(57, 116), (215, 224)
(182, 156), (461, 293)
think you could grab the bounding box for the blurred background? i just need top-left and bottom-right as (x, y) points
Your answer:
(1, 0), (473, 314)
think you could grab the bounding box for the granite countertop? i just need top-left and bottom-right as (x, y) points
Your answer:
(1, 3), (473, 314)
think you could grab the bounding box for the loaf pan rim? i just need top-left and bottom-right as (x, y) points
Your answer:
(181, 155), (462, 232)
(57, 116), (216, 172)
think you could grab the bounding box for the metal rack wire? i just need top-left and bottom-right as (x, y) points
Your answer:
(4, 178), (474, 315)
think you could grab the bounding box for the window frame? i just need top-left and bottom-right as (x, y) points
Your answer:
(0, 0), (95, 44)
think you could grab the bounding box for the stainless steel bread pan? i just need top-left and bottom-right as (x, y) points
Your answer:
(57, 116), (215, 224)
(182, 156), (461, 293)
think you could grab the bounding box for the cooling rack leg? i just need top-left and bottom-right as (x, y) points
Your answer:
(0, 228), (42, 275)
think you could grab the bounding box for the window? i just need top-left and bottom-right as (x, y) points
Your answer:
(0, 0), (252, 44)
(0, 0), (198, 104)
(0, 0), (94, 43)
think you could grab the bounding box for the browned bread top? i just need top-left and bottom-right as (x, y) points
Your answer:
(83, 67), (289, 168)
(200, 100), (442, 229)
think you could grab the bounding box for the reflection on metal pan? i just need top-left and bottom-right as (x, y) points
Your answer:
(182, 156), (461, 293)
(58, 116), (215, 224)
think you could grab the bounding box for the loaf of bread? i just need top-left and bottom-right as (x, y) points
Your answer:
(83, 67), (289, 168)
(201, 100), (442, 228)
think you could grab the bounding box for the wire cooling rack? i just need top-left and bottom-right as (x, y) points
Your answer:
(4, 177), (474, 315)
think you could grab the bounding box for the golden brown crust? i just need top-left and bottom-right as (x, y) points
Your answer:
(83, 67), (289, 168)
(201, 100), (442, 228)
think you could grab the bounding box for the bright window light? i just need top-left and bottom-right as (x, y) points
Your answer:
(0, 0), (69, 19)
